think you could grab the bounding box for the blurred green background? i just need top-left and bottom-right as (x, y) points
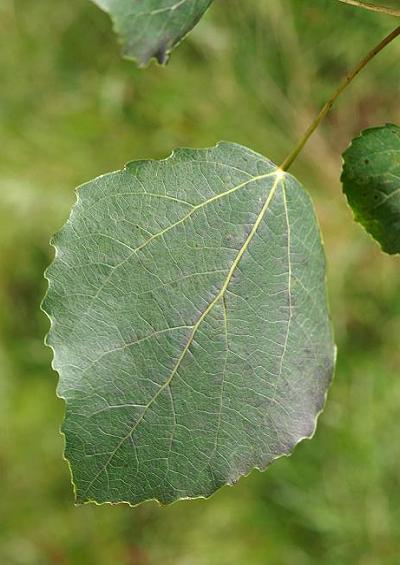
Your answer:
(1, 0), (400, 563)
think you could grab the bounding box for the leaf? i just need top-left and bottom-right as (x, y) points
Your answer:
(43, 142), (335, 506)
(342, 123), (400, 255)
(91, 0), (213, 66)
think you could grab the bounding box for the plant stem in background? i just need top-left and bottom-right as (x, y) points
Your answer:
(280, 25), (400, 171)
(337, 0), (400, 17)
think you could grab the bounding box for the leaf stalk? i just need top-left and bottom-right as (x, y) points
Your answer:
(280, 25), (400, 171)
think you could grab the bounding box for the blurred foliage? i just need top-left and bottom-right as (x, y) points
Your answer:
(1, 0), (400, 563)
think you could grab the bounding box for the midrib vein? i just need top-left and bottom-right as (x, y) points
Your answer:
(149, 0), (188, 15)
(374, 185), (400, 208)
(82, 170), (285, 496)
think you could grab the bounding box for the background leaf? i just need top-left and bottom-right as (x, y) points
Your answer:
(43, 142), (335, 506)
(342, 124), (400, 255)
(91, 0), (213, 66)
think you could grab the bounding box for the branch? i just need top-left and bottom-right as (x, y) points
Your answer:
(337, 0), (400, 17)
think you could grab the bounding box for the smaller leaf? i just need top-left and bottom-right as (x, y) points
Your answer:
(341, 123), (400, 255)
(91, 0), (213, 66)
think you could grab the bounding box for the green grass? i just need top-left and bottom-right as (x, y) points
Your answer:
(1, 0), (400, 563)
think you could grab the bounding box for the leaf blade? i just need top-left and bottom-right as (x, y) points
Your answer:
(43, 143), (335, 505)
(92, 0), (214, 66)
(342, 123), (400, 255)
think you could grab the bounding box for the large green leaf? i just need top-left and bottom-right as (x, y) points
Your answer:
(91, 0), (213, 66)
(342, 124), (400, 255)
(43, 143), (335, 506)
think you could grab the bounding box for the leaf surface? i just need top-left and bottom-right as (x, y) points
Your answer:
(342, 123), (400, 254)
(91, 0), (213, 66)
(43, 143), (335, 506)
